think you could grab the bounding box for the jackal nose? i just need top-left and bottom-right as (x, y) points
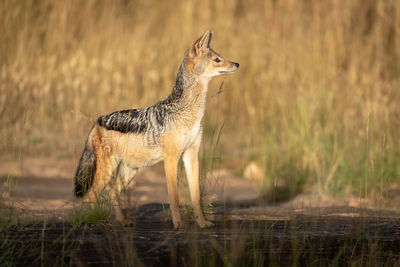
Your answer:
(234, 62), (239, 68)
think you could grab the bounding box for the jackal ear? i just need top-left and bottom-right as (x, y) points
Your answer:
(191, 30), (213, 57)
(199, 30), (212, 49)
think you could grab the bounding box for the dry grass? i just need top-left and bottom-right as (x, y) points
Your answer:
(1, 0), (399, 198)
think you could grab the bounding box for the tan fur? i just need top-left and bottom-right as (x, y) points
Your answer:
(78, 30), (238, 228)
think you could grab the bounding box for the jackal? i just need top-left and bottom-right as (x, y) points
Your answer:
(74, 30), (239, 228)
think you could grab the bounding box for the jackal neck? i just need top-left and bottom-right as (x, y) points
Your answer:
(164, 62), (209, 111)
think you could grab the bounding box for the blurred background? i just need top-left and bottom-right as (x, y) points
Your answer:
(1, 0), (399, 203)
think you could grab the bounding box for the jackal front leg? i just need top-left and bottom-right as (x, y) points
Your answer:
(163, 149), (183, 229)
(182, 134), (214, 228)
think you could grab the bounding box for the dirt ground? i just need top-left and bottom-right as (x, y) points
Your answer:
(1, 157), (400, 266)
(0, 157), (261, 220)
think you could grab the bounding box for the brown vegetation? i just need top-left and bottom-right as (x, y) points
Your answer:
(1, 0), (399, 198)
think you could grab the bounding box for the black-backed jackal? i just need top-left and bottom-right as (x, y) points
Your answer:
(74, 30), (239, 228)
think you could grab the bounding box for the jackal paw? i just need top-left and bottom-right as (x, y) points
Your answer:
(122, 218), (134, 227)
(197, 220), (214, 228)
(172, 220), (185, 229)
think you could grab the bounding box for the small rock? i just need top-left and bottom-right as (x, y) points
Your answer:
(243, 162), (264, 182)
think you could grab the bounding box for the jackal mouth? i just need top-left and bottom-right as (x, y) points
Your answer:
(219, 69), (236, 74)
(219, 62), (239, 74)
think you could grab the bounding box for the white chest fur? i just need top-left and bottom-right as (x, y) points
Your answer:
(183, 120), (202, 150)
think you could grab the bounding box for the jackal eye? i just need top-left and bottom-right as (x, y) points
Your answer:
(214, 57), (221, 63)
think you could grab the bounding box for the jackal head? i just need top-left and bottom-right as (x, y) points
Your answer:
(185, 30), (239, 80)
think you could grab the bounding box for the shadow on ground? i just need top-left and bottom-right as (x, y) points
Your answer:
(2, 202), (400, 266)
(1, 158), (400, 266)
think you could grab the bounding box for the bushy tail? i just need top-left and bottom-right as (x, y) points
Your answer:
(74, 140), (96, 197)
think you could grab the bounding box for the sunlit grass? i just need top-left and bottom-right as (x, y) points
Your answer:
(72, 197), (114, 226)
(1, 0), (399, 201)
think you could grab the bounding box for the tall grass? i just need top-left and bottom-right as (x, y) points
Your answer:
(1, 0), (399, 198)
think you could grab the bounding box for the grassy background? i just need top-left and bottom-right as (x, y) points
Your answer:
(1, 0), (399, 199)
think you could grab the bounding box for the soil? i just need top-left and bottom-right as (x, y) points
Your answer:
(1, 157), (400, 266)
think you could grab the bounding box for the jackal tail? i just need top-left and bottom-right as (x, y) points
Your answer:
(74, 138), (96, 197)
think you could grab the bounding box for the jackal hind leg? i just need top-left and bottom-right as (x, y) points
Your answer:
(87, 151), (118, 208)
(112, 163), (138, 226)
(182, 135), (214, 228)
